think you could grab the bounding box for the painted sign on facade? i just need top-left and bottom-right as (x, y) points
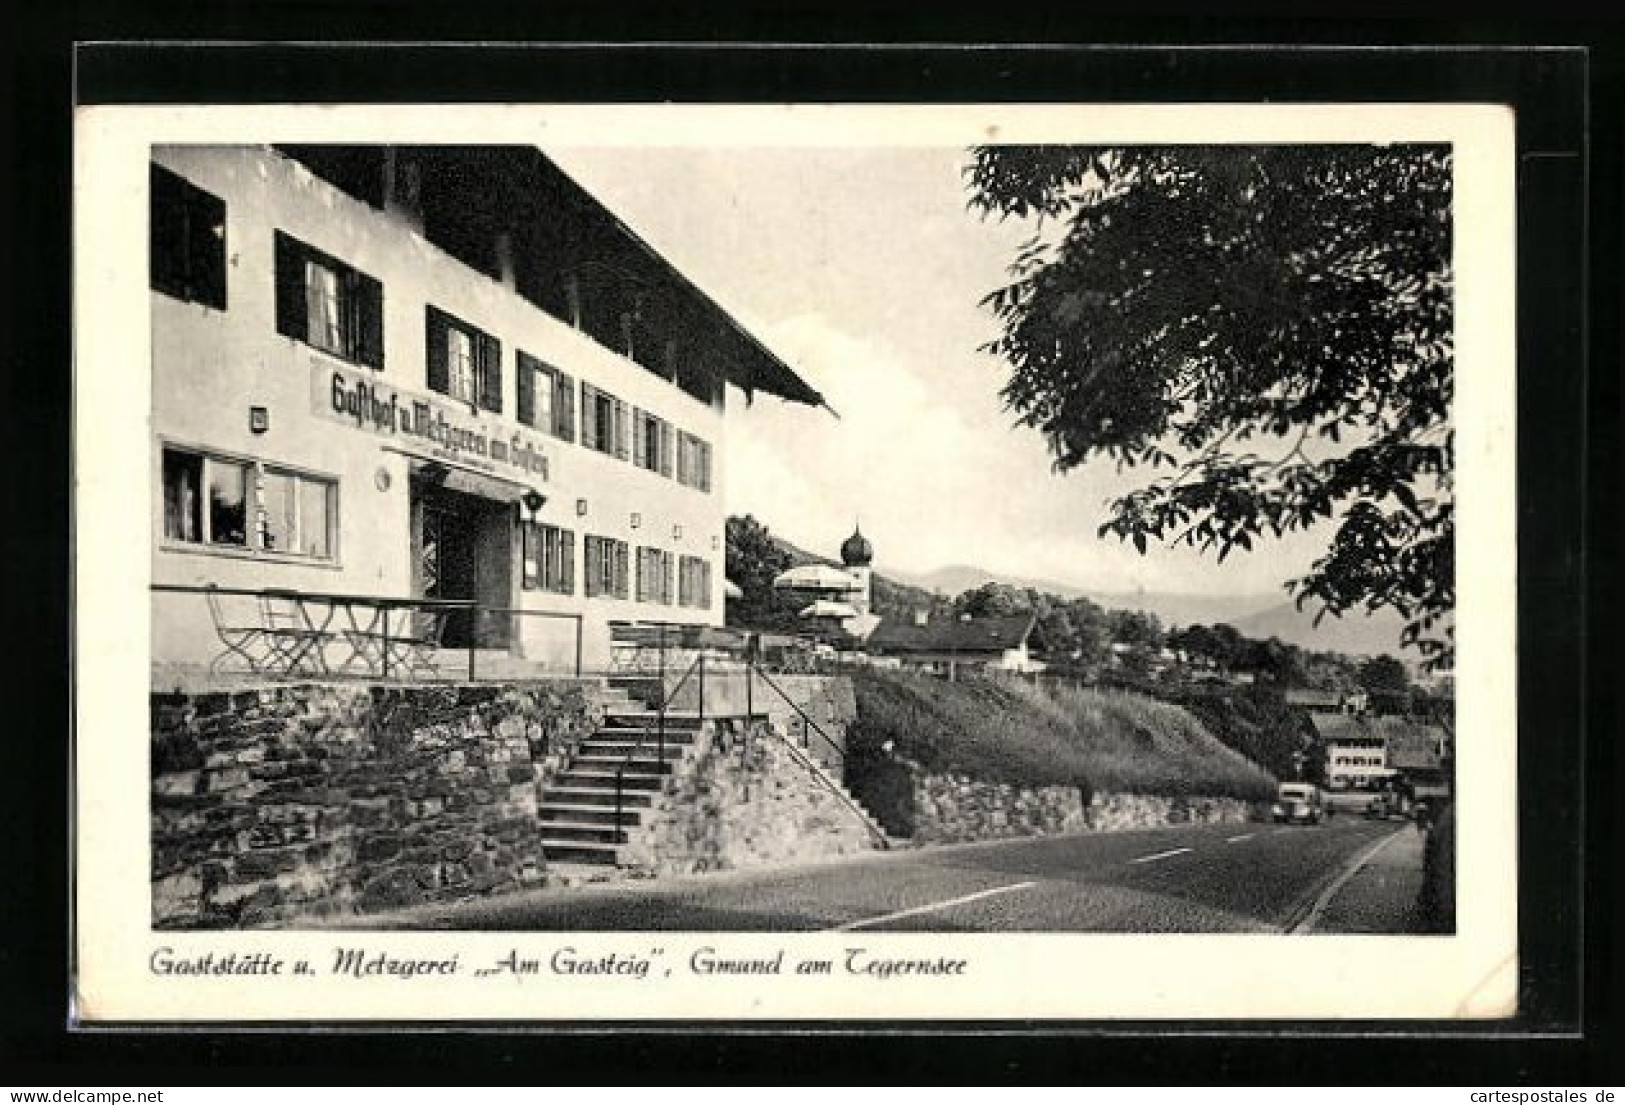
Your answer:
(312, 360), (550, 481)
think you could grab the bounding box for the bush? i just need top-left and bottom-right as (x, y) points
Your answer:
(1418, 802), (1456, 932)
(844, 670), (1277, 834)
(1173, 687), (1315, 784)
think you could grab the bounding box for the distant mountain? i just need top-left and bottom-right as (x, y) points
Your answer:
(886, 562), (1418, 657)
(885, 564), (1277, 628)
(769, 540), (1417, 660)
(886, 564), (1094, 600)
(1231, 600), (1416, 659)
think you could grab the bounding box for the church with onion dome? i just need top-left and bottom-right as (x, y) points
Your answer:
(768, 523), (882, 642)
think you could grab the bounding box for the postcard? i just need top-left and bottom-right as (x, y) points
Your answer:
(74, 100), (1517, 1023)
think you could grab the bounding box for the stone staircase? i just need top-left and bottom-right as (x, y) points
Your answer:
(537, 675), (892, 869)
(536, 683), (703, 866)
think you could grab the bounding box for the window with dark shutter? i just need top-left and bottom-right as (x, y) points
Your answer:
(152, 164), (228, 310)
(273, 230), (384, 369)
(580, 383), (599, 451)
(273, 232), (307, 341)
(554, 372), (576, 442)
(632, 408), (648, 469)
(353, 271), (384, 369)
(613, 399), (629, 461)
(478, 333), (502, 413)
(584, 536), (603, 598)
(581, 383), (632, 459)
(517, 353), (536, 428)
(424, 305), (496, 406)
(425, 307), (450, 394)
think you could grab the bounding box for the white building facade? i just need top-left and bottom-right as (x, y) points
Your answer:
(150, 145), (821, 676)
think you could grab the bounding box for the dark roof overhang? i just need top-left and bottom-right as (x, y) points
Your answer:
(275, 144), (825, 409)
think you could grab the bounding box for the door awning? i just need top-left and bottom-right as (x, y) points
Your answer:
(396, 450), (537, 504)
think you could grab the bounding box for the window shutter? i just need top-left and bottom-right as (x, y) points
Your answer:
(632, 409), (647, 468)
(584, 538), (600, 598)
(580, 384), (598, 451)
(562, 530), (575, 594)
(355, 271), (384, 369)
(478, 333), (502, 412)
(150, 165), (185, 298)
(555, 372), (575, 442)
(425, 307), (449, 393)
(659, 422), (673, 478)
(613, 400), (629, 461)
(616, 543), (629, 598)
(516, 353), (536, 427)
(274, 232), (307, 342)
(190, 187), (227, 310)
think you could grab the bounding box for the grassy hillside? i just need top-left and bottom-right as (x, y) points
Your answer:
(844, 670), (1277, 835)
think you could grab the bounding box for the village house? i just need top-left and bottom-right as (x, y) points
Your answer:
(149, 145), (823, 679)
(864, 612), (1043, 680)
(1309, 711), (1394, 791)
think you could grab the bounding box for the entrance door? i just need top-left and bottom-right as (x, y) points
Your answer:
(415, 486), (514, 651)
(421, 499), (478, 648)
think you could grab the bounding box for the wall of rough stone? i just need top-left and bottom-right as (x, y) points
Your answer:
(908, 770), (1257, 844)
(1084, 791), (1258, 831)
(150, 681), (599, 928)
(910, 772), (1089, 844)
(619, 720), (881, 877)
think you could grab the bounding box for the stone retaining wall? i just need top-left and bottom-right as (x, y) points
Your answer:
(1084, 791), (1257, 831)
(908, 769), (1256, 844)
(150, 681), (598, 928)
(620, 721), (880, 877)
(910, 772), (1089, 844)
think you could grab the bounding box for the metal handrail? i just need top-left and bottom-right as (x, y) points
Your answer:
(153, 582), (585, 679)
(748, 663), (846, 768)
(613, 724), (656, 837)
(744, 658), (888, 849)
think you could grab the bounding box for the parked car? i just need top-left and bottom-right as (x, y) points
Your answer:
(1272, 782), (1325, 826)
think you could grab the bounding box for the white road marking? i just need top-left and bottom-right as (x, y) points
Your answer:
(1290, 828), (1407, 935)
(1225, 833), (1256, 844)
(1130, 846), (1194, 865)
(830, 881), (1038, 931)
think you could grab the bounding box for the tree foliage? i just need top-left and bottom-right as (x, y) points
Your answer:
(1357, 653), (1412, 695)
(968, 145), (1455, 668)
(724, 514), (797, 630)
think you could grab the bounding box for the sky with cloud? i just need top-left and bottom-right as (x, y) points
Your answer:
(546, 145), (1331, 598)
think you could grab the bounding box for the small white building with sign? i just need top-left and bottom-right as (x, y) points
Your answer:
(150, 145), (824, 676)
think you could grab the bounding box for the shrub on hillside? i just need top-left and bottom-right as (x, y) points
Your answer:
(1172, 687), (1317, 784)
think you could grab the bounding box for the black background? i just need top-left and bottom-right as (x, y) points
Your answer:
(5, 17), (1618, 1086)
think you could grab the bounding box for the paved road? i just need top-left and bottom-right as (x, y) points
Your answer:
(368, 817), (1419, 934)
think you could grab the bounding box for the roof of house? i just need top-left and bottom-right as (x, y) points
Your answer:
(1308, 713), (1448, 766)
(1284, 689), (1348, 708)
(1378, 721), (1448, 771)
(1307, 713), (1369, 742)
(866, 613), (1037, 656)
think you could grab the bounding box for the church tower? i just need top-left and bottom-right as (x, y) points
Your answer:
(840, 524), (874, 616)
